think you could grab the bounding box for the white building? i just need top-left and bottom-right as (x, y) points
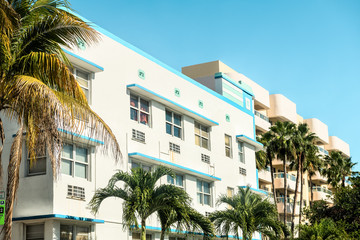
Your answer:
(2, 13), (350, 240)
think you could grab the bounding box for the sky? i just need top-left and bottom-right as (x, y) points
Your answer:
(70, 0), (360, 171)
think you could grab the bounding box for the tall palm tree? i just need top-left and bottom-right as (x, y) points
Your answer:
(89, 166), (191, 240)
(209, 186), (285, 240)
(304, 147), (323, 206)
(256, 132), (278, 211)
(158, 206), (215, 240)
(290, 123), (317, 235)
(270, 121), (297, 226)
(323, 151), (356, 188)
(0, 1), (121, 238)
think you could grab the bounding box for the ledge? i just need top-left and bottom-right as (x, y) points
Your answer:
(58, 128), (104, 145)
(127, 84), (219, 126)
(236, 134), (263, 151)
(63, 49), (104, 72)
(13, 214), (104, 223)
(128, 152), (221, 181)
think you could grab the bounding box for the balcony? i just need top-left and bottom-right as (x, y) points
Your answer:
(274, 173), (299, 192)
(304, 118), (329, 145)
(311, 186), (332, 203)
(255, 111), (271, 133)
(272, 158), (290, 169)
(325, 136), (350, 157)
(258, 168), (272, 184)
(312, 171), (327, 184)
(317, 146), (329, 156)
(276, 197), (300, 215)
(267, 94), (297, 124)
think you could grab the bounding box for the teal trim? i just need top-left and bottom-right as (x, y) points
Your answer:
(223, 91), (244, 107)
(215, 72), (254, 96)
(62, 49), (104, 71)
(239, 186), (268, 196)
(236, 134), (263, 147)
(127, 84), (219, 125)
(58, 128), (104, 145)
(128, 152), (221, 181)
(256, 169), (259, 189)
(63, 8), (253, 117)
(222, 81), (244, 99)
(13, 214), (104, 223)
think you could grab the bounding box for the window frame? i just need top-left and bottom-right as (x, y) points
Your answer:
(26, 223), (44, 240)
(238, 141), (245, 163)
(194, 122), (210, 150)
(26, 144), (47, 176)
(131, 161), (152, 172)
(225, 134), (232, 158)
(165, 109), (183, 139)
(196, 179), (212, 206)
(73, 67), (92, 104)
(130, 94), (151, 126)
(60, 224), (91, 240)
(61, 143), (91, 180)
(167, 174), (185, 189)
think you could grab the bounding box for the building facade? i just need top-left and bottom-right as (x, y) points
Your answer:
(2, 14), (350, 240)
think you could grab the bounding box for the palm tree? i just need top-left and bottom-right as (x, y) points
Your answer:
(298, 218), (348, 240)
(158, 206), (215, 240)
(0, 1), (121, 238)
(290, 123), (317, 235)
(256, 132), (278, 211)
(270, 121), (297, 226)
(89, 166), (191, 240)
(209, 186), (284, 240)
(304, 147), (323, 206)
(323, 151), (356, 188)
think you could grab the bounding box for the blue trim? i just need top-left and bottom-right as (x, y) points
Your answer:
(13, 214), (104, 223)
(215, 72), (254, 96)
(131, 225), (259, 239)
(236, 134), (263, 147)
(256, 169), (259, 189)
(127, 84), (218, 125)
(253, 115), (256, 139)
(63, 9), (253, 117)
(128, 152), (221, 181)
(239, 186), (269, 195)
(62, 49), (104, 71)
(58, 128), (104, 145)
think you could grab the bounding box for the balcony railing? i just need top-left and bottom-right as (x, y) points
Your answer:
(255, 110), (270, 122)
(317, 146), (329, 155)
(311, 186), (332, 195)
(276, 197), (300, 205)
(274, 172), (297, 182)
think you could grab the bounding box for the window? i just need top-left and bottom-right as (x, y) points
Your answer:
(201, 154), (210, 164)
(238, 141), (245, 163)
(132, 129), (146, 143)
(60, 224), (90, 240)
(166, 110), (182, 138)
(61, 144), (89, 179)
(67, 185), (85, 200)
(225, 134), (232, 158)
(131, 161), (152, 172)
(26, 224), (44, 240)
(74, 68), (91, 101)
(130, 94), (150, 126)
(169, 142), (180, 154)
(239, 167), (247, 176)
(27, 144), (46, 176)
(194, 122), (210, 149)
(132, 233), (152, 240)
(167, 174), (184, 188)
(197, 180), (211, 206)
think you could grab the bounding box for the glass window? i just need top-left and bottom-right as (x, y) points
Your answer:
(131, 161), (151, 172)
(165, 110), (182, 138)
(194, 122), (210, 149)
(196, 180), (211, 206)
(27, 143), (46, 176)
(130, 94), (150, 126)
(238, 141), (245, 163)
(167, 174), (184, 188)
(225, 134), (232, 158)
(26, 224), (44, 240)
(61, 144), (89, 179)
(60, 225), (90, 240)
(75, 68), (91, 101)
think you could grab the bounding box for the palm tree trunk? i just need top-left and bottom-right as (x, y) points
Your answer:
(283, 155), (288, 226)
(310, 177), (313, 207)
(342, 177), (345, 188)
(141, 219), (147, 240)
(3, 126), (23, 240)
(299, 162), (304, 226)
(160, 224), (166, 240)
(0, 118), (4, 184)
(269, 155), (279, 221)
(291, 155), (301, 237)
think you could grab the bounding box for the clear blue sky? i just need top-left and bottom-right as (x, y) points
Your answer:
(71, 0), (360, 171)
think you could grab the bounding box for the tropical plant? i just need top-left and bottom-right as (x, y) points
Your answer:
(209, 186), (285, 240)
(297, 218), (348, 240)
(0, 1), (121, 238)
(158, 206), (215, 240)
(323, 151), (356, 188)
(290, 123), (317, 235)
(89, 166), (192, 240)
(269, 121), (297, 226)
